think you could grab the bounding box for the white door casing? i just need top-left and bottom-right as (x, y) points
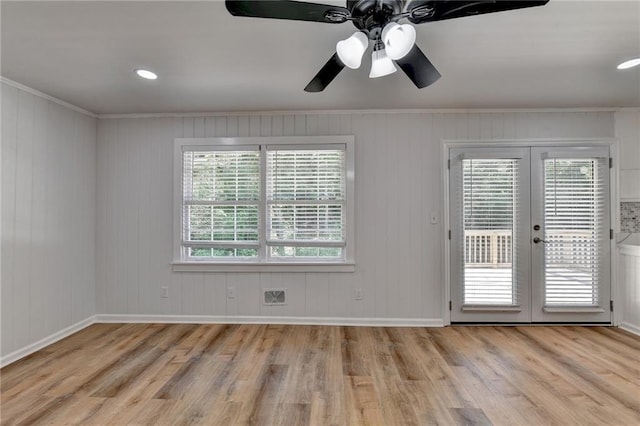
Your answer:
(449, 144), (612, 324)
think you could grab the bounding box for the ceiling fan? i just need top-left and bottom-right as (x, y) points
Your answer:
(226, 0), (549, 92)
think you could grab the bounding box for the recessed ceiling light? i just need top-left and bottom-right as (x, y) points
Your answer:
(135, 69), (158, 80)
(617, 58), (640, 70)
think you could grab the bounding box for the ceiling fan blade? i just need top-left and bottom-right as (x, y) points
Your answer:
(304, 53), (345, 92)
(226, 0), (351, 23)
(395, 45), (441, 89)
(408, 0), (549, 24)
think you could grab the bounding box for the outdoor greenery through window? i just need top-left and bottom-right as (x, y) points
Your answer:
(183, 149), (260, 258)
(178, 137), (351, 263)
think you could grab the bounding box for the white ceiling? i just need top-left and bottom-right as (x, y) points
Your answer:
(2, 0), (639, 114)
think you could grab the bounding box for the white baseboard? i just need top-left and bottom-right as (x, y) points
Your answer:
(6, 315), (634, 367)
(1, 314), (443, 366)
(619, 321), (640, 336)
(0, 316), (96, 368)
(94, 314), (444, 328)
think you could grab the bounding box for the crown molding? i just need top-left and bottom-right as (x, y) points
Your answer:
(1, 77), (98, 118)
(97, 106), (625, 119)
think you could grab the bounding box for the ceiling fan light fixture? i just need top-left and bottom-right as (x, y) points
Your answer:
(336, 31), (368, 69)
(381, 22), (416, 60)
(369, 48), (397, 78)
(225, 0), (551, 91)
(617, 57), (640, 70)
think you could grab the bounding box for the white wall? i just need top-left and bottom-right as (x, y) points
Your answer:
(615, 109), (640, 334)
(0, 76), (630, 365)
(1, 82), (97, 360)
(615, 109), (640, 201)
(96, 111), (614, 322)
(619, 245), (640, 335)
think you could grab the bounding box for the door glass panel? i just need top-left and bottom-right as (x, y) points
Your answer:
(543, 158), (606, 306)
(462, 159), (519, 306)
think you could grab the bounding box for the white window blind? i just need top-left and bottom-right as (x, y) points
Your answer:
(177, 137), (352, 265)
(182, 149), (260, 259)
(543, 158), (606, 306)
(462, 159), (519, 306)
(266, 147), (346, 259)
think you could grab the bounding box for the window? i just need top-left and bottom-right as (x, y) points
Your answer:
(174, 136), (354, 270)
(542, 157), (607, 306)
(182, 147), (260, 259)
(462, 158), (520, 306)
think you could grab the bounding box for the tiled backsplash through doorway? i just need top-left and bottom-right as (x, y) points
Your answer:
(621, 202), (640, 233)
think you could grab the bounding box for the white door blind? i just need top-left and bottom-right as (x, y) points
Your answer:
(462, 159), (519, 306)
(182, 149), (260, 258)
(543, 158), (606, 306)
(266, 148), (345, 259)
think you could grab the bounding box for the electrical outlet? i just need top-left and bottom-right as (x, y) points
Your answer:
(430, 211), (439, 224)
(160, 286), (169, 298)
(227, 286), (236, 299)
(354, 288), (364, 300)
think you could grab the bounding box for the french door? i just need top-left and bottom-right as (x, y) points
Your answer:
(450, 145), (611, 323)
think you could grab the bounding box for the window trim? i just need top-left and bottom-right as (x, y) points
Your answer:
(172, 135), (355, 272)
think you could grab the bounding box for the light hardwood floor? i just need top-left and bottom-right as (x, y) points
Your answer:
(1, 324), (639, 425)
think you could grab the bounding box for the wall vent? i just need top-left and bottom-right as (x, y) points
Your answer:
(263, 289), (286, 305)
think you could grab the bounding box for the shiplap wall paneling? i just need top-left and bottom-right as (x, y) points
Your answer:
(2, 83), (18, 353)
(1, 82), (97, 358)
(613, 109), (640, 333)
(619, 249), (640, 333)
(615, 110), (640, 200)
(96, 111), (614, 322)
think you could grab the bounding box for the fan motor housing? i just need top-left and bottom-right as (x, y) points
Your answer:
(348, 0), (405, 38)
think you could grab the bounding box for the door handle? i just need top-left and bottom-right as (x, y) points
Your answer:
(533, 237), (547, 244)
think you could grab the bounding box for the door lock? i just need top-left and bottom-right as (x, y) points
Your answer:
(533, 224), (541, 231)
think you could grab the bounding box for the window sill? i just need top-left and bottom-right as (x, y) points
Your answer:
(171, 262), (356, 273)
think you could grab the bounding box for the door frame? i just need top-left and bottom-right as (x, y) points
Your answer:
(441, 138), (620, 326)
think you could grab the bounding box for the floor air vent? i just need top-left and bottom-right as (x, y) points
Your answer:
(264, 289), (286, 305)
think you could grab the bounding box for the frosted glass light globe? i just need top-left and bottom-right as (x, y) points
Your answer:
(336, 32), (369, 69)
(381, 22), (416, 60)
(369, 49), (397, 78)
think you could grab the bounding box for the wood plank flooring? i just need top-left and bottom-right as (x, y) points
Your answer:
(1, 324), (639, 425)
